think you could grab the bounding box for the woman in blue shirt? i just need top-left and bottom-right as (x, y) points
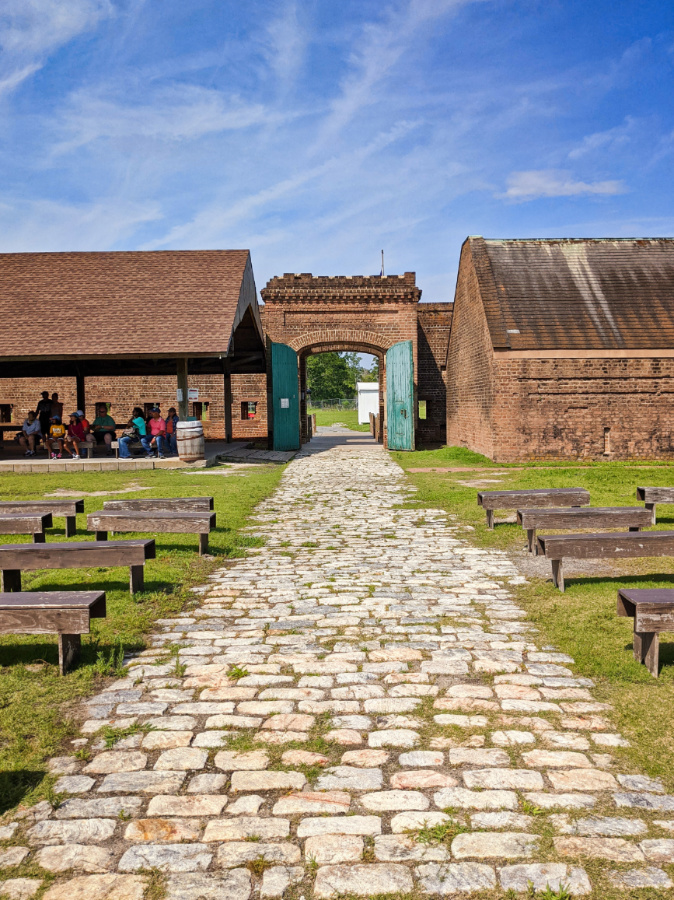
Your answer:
(118, 407), (148, 459)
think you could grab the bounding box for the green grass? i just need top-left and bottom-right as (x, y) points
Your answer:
(309, 407), (371, 432)
(0, 463), (284, 814)
(394, 446), (674, 790)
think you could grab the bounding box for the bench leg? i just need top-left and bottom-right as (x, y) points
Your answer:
(485, 509), (495, 530)
(58, 633), (81, 675)
(1, 569), (21, 592)
(65, 516), (77, 537)
(96, 531), (108, 541)
(634, 629), (659, 677)
(199, 533), (209, 556)
(33, 532), (46, 544)
(130, 564), (144, 594)
(645, 502), (656, 525)
(551, 559), (564, 592)
(527, 528), (536, 554)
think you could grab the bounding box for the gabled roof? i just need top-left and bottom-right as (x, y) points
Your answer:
(0, 249), (262, 360)
(467, 237), (674, 350)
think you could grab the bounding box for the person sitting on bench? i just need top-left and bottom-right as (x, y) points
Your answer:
(92, 404), (116, 456)
(48, 415), (67, 459)
(64, 412), (87, 460)
(119, 407), (149, 459)
(147, 407), (168, 459)
(18, 411), (42, 457)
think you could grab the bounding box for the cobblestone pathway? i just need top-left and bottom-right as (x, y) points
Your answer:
(3, 439), (674, 899)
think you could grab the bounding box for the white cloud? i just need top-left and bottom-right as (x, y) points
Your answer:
(0, 196), (161, 251)
(56, 84), (274, 152)
(501, 169), (626, 201)
(0, 0), (113, 96)
(568, 116), (637, 160)
(315, 0), (484, 147)
(262, 1), (306, 93)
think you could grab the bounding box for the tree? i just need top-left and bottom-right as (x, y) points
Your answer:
(306, 352), (357, 402)
(359, 357), (379, 383)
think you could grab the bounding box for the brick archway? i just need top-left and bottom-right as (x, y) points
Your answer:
(289, 330), (393, 356)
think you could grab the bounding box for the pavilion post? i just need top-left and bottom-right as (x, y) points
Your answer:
(177, 358), (189, 420)
(76, 372), (86, 416)
(224, 365), (233, 444)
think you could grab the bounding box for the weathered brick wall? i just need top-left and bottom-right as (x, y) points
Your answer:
(230, 373), (268, 440)
(417, 303), (452, 443)
(446, 244), (496, 457)
(491, 356), (674, 461)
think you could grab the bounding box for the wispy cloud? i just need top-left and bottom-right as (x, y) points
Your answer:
(262, 1), (306, 94)
(0, 0), (113, 96)
(56, 84), (275, 152)
(314, 0), (484, 147)
(501, 169), (627, 201)
(568, 116), (637, 160)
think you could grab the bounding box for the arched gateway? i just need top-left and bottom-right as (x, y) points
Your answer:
(260, 272), (448, 450)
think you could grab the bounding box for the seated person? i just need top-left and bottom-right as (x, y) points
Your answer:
(64, 412), (87, 460)
(119, 407), (148, 459)
(92, 404), (116, 454)
(48, 415), (67, 459)
(165, 407), (179, 456)
(18, 411), (42, 456)
(147, 407), (168, 458)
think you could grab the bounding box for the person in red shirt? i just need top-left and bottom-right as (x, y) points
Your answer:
(64, 412), (87, 460)
(147, 407), (168, 458)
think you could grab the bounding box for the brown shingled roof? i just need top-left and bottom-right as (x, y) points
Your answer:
(0, 250), (259, 359)
(468, 237), (674, 350)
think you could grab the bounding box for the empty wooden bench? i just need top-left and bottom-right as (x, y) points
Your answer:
(0, 500), (84, 537)
(518, 507), (653, 553)
(0, 513), (52, 544)
(88, 510), (216, 555)
(0, 539), (155, 594)
(0, 591), (106, 674)
(636, 487), (674, 524)
(537, 531), (674, 592)
(478, 488), (590, 529)
(617, 588), (674, 677)
(103, 496), (214, 512)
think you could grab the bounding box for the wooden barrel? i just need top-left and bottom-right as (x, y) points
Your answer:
(177, 421), (205, 462)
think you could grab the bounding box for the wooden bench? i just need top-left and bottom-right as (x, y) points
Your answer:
(103, 497), (214, 512)
(0, 500), (84, 537)
(617, 588), (674, 677)
(87, 510), (216, 555)
(636, 487), (674, 524)
(0, 513), (53, 543)
(537, 531), (674, 592)
(518, 507), (653, 554)
(477, 488), (590, 529)
(0, 539), (155, 594)
(0, 591), (106, 674)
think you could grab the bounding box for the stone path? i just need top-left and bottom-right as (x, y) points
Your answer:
(3, 438), (674, 899)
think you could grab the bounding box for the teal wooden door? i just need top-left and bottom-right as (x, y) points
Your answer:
(271, 342), (300, 451)
(386, 340), (414, 450)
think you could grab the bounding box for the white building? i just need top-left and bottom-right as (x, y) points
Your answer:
(357, 382), (380, 424)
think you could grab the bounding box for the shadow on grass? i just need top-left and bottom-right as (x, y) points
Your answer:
(0, 769), (46, 816)
(558, 572), (674, 591)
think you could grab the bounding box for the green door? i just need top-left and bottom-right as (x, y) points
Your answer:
(271, 342), (300, 451)
(386, 340), (414, 451)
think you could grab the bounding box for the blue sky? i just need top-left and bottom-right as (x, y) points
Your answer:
(1, 0), (673, 300)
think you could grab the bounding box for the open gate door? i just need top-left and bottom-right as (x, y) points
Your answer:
(271, 342), (300, 451)
(386, 340), (414, 451)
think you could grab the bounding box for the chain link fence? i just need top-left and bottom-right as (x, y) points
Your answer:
(308, 398), (357, 410)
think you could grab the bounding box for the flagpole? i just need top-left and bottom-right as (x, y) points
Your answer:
(381, 249), (385, 277)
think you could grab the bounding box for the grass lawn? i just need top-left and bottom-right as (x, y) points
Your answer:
(309, 406), (371, 432)
(393, 446), (674, 790)
(0, 463), (284, 814)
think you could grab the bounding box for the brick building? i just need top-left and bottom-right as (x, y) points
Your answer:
(0, 250), (266, 442)
(260, 273), (450, 446)
(447, 236), (674, 461)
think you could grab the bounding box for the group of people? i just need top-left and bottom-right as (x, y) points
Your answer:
(16, 391), (180, 460)
(118, 406), (179, 459)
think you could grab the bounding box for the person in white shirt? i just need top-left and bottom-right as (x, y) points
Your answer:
(18, 411), (42, 456)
